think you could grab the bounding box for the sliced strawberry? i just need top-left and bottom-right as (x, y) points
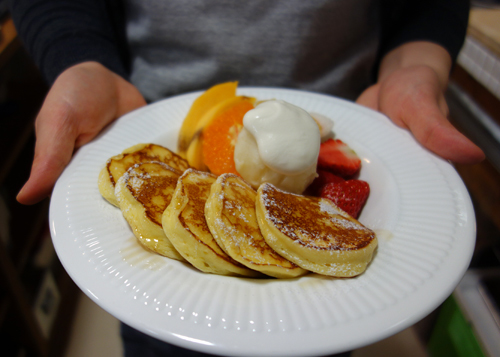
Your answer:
(317, 139), (361, 178)
(319, 179), (370, 218)
(304, 170), (345, 196)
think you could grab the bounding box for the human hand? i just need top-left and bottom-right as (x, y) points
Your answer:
(357, 42), (484, 165)
(17, 61), (146, 205)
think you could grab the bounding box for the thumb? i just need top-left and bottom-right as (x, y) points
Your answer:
(17, 100), (78, 205)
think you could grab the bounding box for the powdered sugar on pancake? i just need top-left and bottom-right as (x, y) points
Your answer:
(259, 183), (374, 251)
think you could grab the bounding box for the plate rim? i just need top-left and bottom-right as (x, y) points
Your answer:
(49, 87), (475, 357)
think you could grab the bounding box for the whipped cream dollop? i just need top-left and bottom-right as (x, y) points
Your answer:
(234, 100), (321, 194)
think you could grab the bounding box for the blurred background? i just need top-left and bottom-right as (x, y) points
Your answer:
(0, 1), (499, 356)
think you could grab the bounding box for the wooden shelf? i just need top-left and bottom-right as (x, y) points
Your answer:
(449, 65), (500, 233)
(0, 17), (21, 68)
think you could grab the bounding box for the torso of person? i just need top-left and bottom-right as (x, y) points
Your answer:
(124, 0), (379, 102)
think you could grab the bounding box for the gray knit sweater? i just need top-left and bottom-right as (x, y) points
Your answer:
(125, 0), (379, 101)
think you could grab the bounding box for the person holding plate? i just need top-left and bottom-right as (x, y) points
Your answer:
(9, 0), (484, 356)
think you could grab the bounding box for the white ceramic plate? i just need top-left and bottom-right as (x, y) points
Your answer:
(50, 87), (476, 357)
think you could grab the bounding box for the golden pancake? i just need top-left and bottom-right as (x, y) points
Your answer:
(115, 161), (184, 260)
(256, 183), (377, 277)
(205, 174), (307, 278)
(162, 169), (260, 277)
(99, 143), (190, 206)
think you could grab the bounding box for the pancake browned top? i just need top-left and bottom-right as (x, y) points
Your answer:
(125, 162), (182, 226)
(176, 170), (230, 260)
(216, 174), (301, 267)
(259, 183), (375, 251)
(108, 143), (189, 187)
(178, 174), (213, 233)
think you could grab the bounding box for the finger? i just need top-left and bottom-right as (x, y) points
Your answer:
(438, 94), (449, 118)
(116, 78), (147, 117)
(356, 84), (380, 111)
(17, 101), (78, 205)
(416, 119), (484, 164)
(400, 94), (484, 164)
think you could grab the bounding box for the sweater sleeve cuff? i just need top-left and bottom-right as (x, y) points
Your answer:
(39, 34), (129, 84)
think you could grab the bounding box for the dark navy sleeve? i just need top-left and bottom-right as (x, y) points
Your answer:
(8, 0), (129, 84)
(379, 0), (470, 63)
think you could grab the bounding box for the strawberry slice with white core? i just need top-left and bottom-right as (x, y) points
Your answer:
(317, 139), (361, 178)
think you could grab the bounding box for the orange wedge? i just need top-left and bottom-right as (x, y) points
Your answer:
(178, 82), (238, 157)
(202, 100), (255, 175)
(185, 95), (255, 170)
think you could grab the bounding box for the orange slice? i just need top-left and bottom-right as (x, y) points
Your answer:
(178, 82), (238, 156)
(202, 100), (255, 175)
(185, 96), (255, 170)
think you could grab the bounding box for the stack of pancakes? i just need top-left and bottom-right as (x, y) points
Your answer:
(98, 144), (377, 278)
